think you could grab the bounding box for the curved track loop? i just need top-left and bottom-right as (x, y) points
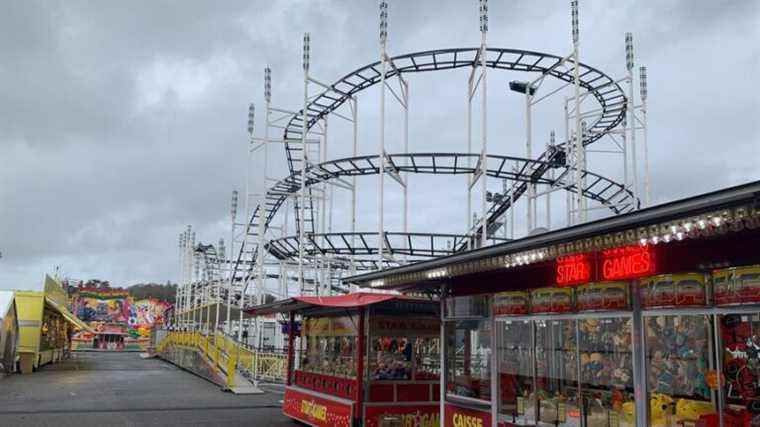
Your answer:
(283, 47), (628, 237)
(267, 231), (494, 261)
(261, 152), (635, 230)
(232, 47), (634, 285)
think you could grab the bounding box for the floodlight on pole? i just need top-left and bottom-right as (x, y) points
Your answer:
(264, 67), (272, 103)
(479, 0), (488, 33)
(379, 1), (388, 46)
(303, 33), (310, 72)
(571, 0), (579, 45)
(625, 32), (634, 71)
(231, 190), (239, 222)
(509, 81), (536, 96)
(247, 103), (255, 136)
(639, 66), (648, 101)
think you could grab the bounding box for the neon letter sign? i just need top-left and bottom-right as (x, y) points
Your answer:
(600, 245), (655, 281)
(556, 254), (592, 286)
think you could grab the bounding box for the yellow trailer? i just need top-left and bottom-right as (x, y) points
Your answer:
(14, 275), (92, 374)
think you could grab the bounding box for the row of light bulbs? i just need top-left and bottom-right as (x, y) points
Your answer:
(367, 205), (759, 289)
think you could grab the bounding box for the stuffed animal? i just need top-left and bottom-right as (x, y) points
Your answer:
(676, 399), (715, 422)
(650, 393), (675, 422)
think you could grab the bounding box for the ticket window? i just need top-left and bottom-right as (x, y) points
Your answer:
(578, 317), (635, 427)
(718, 313), (760, 425)
(535, 319), (581, 427)
(644, 314), (717, 427)
(498, 319), (535, 425)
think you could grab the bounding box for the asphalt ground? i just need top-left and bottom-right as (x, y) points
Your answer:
(0, 352), (296, 427)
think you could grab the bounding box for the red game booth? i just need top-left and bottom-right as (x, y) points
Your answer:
(247, 292), (441, 427)
(346, 181), (760, 427)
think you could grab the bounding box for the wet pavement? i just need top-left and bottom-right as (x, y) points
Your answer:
(0, 352), (296, 427)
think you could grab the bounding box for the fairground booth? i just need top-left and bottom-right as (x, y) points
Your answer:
(15, 275), (93, 373)
(348, 181), (760, 427)
(247, 292), (441, 427)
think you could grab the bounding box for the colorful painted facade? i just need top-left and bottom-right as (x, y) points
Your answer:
(69, 288), (171, 352)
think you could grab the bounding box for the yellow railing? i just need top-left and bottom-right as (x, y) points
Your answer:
(156, 330), (287, 386)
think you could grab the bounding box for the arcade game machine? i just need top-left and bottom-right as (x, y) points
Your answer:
(246, 292), (441, 427)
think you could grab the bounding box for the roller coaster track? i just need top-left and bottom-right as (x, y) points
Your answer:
(231, 47), (635, 289)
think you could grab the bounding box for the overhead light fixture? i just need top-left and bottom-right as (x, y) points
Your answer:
(509, 80), (536, 96)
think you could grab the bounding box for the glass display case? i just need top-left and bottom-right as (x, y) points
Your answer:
(578, 316), (634, 427)
(535, 318), (580, 426)
(300, 315), (358, 378)
(644, 314), (717, 427)
(498, 319), (535, 425)
(446, 319), (492, 401)
(718, 312), (760, 426)
(368, 315), (440, 381)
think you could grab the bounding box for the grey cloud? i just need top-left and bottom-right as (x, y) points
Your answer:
(1, 0), (758, 290)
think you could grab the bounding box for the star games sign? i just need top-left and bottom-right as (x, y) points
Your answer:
(556, 245), (655, 286)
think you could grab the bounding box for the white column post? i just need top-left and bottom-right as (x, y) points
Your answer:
(626, 32), (639, 206)
(571, 0), (583, 224)
(466, 75), (473, 238)
(226, 191), (237, 334)
(526, 90), (533, 232)
(215, 238), (224, 335)
(299, 33), (309, 291)
(177, 233), (184, 328)
(564, 100), (572, 226)
(479, 0), (489, 248)
(402, 80), (409, 257)
(320, 117), (328, 295)
(350, 98), (358, 277)
(377, 1), (388, 270)
(546, 131), (556, 229)
(640, 65), (650, 207)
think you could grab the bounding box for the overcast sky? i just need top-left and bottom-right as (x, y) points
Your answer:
(1, 0), (758, 291)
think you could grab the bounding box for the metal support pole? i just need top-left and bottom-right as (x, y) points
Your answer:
(546, 131), (556, 230)
(299, 33), (309, 290)
(640, 65), (650, 207)
(564, 101), (572, 226)
(402, 80), (409, 259)
(626, 32), (639, 206)
(377, 2), (387, 270)
(467, 77), (473, 239)
(479, 38), (488, 248)
(526, 92), (534, 232)
(320, 117), (328, 294)
(571, 0), (583, 224)
(227, 193), (237, 334)
(177, 233), (184, 328)
(350, 98), (358, 277)
(214, 238), (223, 335)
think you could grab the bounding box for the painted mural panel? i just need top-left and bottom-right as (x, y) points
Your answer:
(69, 288), (171, 352)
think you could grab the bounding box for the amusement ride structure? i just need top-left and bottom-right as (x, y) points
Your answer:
(173, 0), (651, 344)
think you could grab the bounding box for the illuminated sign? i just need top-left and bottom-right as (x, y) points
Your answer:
(556, 254), (592, 286)
(600, 245), (655, 281)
